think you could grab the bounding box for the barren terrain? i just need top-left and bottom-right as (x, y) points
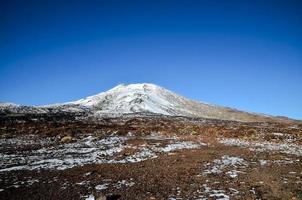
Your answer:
(0, 114), (301, 200)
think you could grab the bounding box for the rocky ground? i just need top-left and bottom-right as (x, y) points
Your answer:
(0, 114), (301, 200)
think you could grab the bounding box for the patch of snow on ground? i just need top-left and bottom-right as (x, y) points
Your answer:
(94, 179), (135, 191)
(0, 135), (54, 147)
(203, 155), (247, 178)
(76, 180), (90, 185)
(85, 194), (95, 200)
(4, 179), (39, 190)
(259, 159), (268, 166)
(113, 179), (135, 188)
(159, 141), (204, 153)
(226, 170), (242, 178)
(272, 132), (284, 137)
(257, 158), (299, 166)
(219, 138), (302, 156)
(119, 147), (158, 163)
(0, 134), (203, 172)
(229, 188), (239, 195)
(198, 184), (230, 200)
(144, 132), (178, 140)
(95, 183), (109, 190)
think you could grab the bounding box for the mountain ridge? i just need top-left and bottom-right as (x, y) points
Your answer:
(0, 83), (296, 122)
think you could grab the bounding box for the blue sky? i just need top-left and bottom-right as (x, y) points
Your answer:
(0, 0), (301, 119)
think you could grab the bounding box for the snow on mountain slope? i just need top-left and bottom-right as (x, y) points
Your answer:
(0, 102), (48, 114)
(0, 102), (20, 108)
(70, 83), (178, 115)
(0, 83), (285, 122)
(64, 83), (274, 122)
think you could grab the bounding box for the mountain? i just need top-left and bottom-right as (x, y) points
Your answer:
(0, 83), (293, 122)
(0, 102), (48, 114)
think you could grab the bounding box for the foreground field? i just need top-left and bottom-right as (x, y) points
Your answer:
(0, 115), (301, 200)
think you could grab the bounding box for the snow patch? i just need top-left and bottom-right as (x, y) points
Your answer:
(219, 138), (302, 156)
(159, 142), (203, 153)
(85, 194), (95, 200)
(113, 179), (135, 188)
(203, 155), (247, 178)
(0, 134), (202, 172)
(198, 184), (230, 200)
(95, 183), (109, 190)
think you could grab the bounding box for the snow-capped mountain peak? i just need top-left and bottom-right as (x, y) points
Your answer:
(1, 83), (288, 122)
(70, 83), (180, 115)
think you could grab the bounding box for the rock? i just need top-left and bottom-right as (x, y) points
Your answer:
(60, 135), (73, 143)
(95, 194), (106, 200)
(106, 194), (121, 200)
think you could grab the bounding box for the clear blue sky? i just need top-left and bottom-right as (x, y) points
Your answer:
(0, 0), (301, 119)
